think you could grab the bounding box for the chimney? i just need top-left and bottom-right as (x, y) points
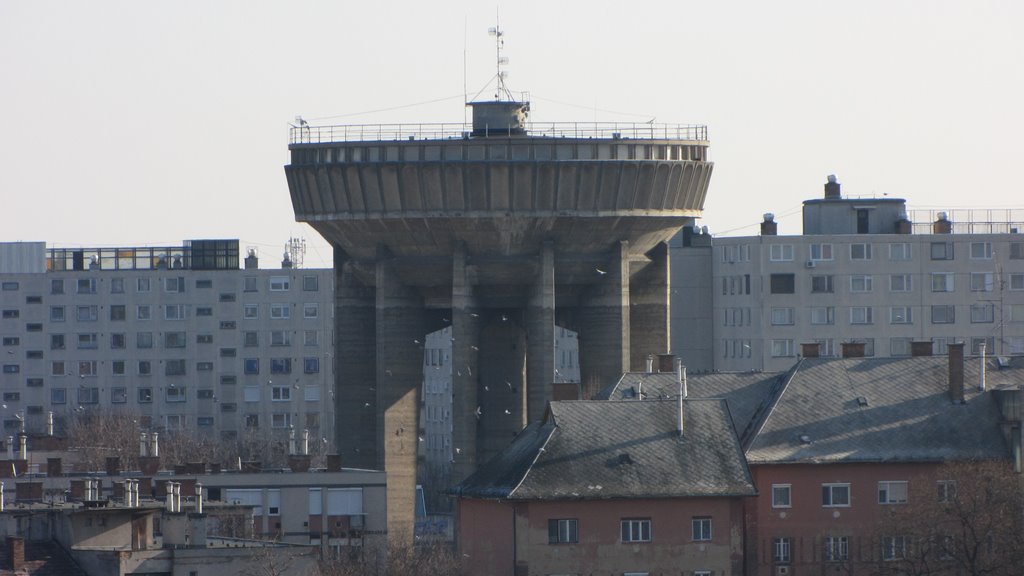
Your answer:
(6, 537), (24, 571)
(326, 454), (342, 472)
(657, 354), (676, 373)
(17, 435), (26, 461)
(244, 248), (259, 270)
(645, 354), (654, 374)
(47, 457), (62, 477)
(289, 428), (297, 456)
(841, 342), (866, 358)
(677, 361), (687, 436)
(6, 436), (12, 460)
(150, 432), (159, 457)
(979, 342), (987, 391)
(140, 432), (148, 457)
(760, 213), (778, 236)
(302, 429), (310, 456)
(824, 174), (841, 199)
(47, 411), (54, 436)
(933, 212), (952, 234)
(895, 213), (912, 235)
(801, 342), (821, 358)
(911, 341), (933, 357)
(106, 456), (121, 476)
(948, 342), (965, 403)
(0, 481), (4, 512)
(195, 483), (203, 514)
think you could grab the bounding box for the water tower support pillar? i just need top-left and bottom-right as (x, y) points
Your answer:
(526, 241), (556, 423)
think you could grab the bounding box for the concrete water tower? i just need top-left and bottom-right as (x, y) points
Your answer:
(284, 97), (713, 541)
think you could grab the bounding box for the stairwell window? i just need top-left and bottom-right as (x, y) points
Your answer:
(773, 537), (792, 563)
(825, 536), (850, 562)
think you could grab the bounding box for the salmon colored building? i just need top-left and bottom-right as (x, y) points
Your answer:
(452, 399), (756, 576)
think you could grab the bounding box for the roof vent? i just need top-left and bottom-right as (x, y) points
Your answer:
(856, 396), (869, 407)
(799, 434), (812, 444)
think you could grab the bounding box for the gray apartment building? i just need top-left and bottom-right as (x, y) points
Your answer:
(0, 240), (335, 445)
(673, 176), (1024, 372)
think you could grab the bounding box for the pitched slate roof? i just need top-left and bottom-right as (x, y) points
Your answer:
(596, 369), (791, 447)
(745, 357), (1017, 465)
(452, 399), (756, 501)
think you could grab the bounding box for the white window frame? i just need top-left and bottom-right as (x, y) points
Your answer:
(850, 243), (872, 260)
(773, 537), (792, 564)
(810, 307), (835, 325)
(771, 307), (795, 326)
(889, 274), (912, 292)
(769, 244), (795, 262)
(809, 243), (833, 261)
(889, 243), (912, 261)
(882, 535), (908, 561)
(931, 273), (954, 292)
(970, 272), (994, 292)
(850, 275), (873, 293)
(270, 303), (290, 319)
(269, 276), (290, 291)
(825, 536), (850, 562)
(691, 517), (712, 541)
(878, 481), (908, 504)
(822, 483), (850, 507)
(243, 304), (259, 319)
(771, 339), (794, 358)
(772, 484), (791, 508)
(970, 241), (993, 260)
(621, 518), (651, 543)
(890, 306), (913, 324)
(850, 307), (873, 325)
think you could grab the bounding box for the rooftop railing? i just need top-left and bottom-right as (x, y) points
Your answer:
(289, 122), (708, 145)
(908, 209), (1024, 235)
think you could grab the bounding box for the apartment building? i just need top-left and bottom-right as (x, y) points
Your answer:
(0, 240), (334, 445)
(673, 177), (1024, 372)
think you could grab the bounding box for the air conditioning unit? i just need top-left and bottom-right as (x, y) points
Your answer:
(805, 260), (816, 268)
(776, 566), (790, 576)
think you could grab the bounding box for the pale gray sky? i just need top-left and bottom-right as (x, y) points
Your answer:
(3, 0), (1022, 268)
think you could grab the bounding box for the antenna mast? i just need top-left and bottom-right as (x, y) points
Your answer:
(488, 14), (512, 101)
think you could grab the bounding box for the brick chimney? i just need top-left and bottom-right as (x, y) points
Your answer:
(841, 342), (866, 358)
(801, 343), (821, 358)
(326, 454), (342, 472)
(657, 354), (676, 373)
(911, 341), (933, 357)
(824, 174), (841, 199)
(895, 215), (912, 234)
(760, 213), (778, 236)
(948, 342), (965, 403)
(933, 212), (952, 234)
(6, 537), (24, 571)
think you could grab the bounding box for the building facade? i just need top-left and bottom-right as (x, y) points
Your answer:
(0, 240), (335, 446)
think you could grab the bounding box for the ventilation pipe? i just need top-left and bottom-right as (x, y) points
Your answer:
(645, 354), (654, 374)
(150, 433), (159, 458)
(289, 427), (297, 456)
(5, 436), (12, 460)
(140, 433), (148, 457)
(46, 412), (54, 437)
(302, 429), (310, 456)
(165, 482), (174, 512)
(1, 481), (5, 512)
(979, 342), (987, 391)
(195, 483), (203, 514)
(676, 358), (687, 436)
(18, 435), (26, 461)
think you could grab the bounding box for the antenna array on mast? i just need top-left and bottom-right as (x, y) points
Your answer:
(488, 18), (513, 101)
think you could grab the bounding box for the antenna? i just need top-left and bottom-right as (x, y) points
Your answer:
(488, 12), (513, 101)
(285, 237), (307, 269)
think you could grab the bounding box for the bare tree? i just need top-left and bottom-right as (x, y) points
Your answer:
(318, 542), (463, 576)
(868, 460), (1024, 576)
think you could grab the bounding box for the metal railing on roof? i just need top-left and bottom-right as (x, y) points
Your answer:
(289, 122), (708, 144)
(908, 209), (1024, 235)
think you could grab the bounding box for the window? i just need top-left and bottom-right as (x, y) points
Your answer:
(0, 282), (17, 291)
(164, 277), (185, 293)
(304, 357), (320, 374)
(971, 337), (994, 356)
(197, 417), (214, 427)
(771, 307), (795, 326)
(164, 332), (187, 348)
(937, 480), (956, 502)
(772, 484), (791, 508)
(195, 279), (212, 289)
(50, 306), (65, 322)
(137, 332), (153, 349)
(77, 278), (96, 294)
(244, 276), (258, 292)
(1, 365), (18, 374)
(971, 304), (995, 324)
(49, 334), (64, 350)
(137, 278), (151, 292)
(270, 276), (290, 291)
(138, 388), (153, 403)
(806, 272), (831, 291)
(77, 333), (98, 349)
(26, 323), (42, 332)
(970, 272), (994, 292)
(271, 358), (292, 374)
(51, 388), (66, 405)
(137, 305), (151, 320)
(271, 386), (291, 401)
(890, 274), (912, 292)
(769, 245), (794, 261)
(25, 296), (41, 304)
(245, 414), (259, 427)
(850, 243), (872, 260)
(271, 413), (292, 429)
(244, 331), (259, 347)
(196, 361), (213, 371)
(50, 279), (64, 295)
(931, 305), (956, 324)
(196, 334), (213, 344)
(970, 241), (993, 259)
(219, 347), (236, 357)
(196, 306), (213, 316)
(138, 360), (152, 376)
(271, 330), (292, 346)
(303, 303), (319, 318)
(304, 385), (321, 402)
(270, 303), (290, 319)
(303, 275), (319, 291)
(931, 273), (954, 292)
(221, 375), (237, 386)
(889, 243), (912, 261)
(76, 305), (98, 322)
(220, 320), (236, 330)
(78, 361), (97, 377)
(110, 333), (126, 349)
(809, 243), (833, 261)
(622, 519), (652, 543)
(112, 360), (126, 375)
(78, 387), (99, 404)
(164, 304), (185, 320)
(771, 339), (794, 357)
(931, 242), (954, 260)
(165, 359), (187, 376)
(770, 274), (795, 294)
(197, 389), (214, 399)
(51, 361), (66, 376)
(824, 536), (849, 562)
(244, 358), (259, 374)
(243, 304), (259, 319)
(850, 307), (873, 325)
(26, 350), (42, 359)
(304, 330), (319, 346)
(111, 387), (127, 404)
(850, 275), (873, 293)
(1010, 273), (1024, 291)
(822, 483), (850, 507)
(1, 337), (19, 347)
(26, 378), (42, 388)
(243, 386), (261, 402)
(881, 536), (908, 561)
(109, 305), (126, 321)
(890, 307), (913, 324)
(691, 517), (712, 541)
(879, 481), (908, 504)
(773, 537), (791, 564)
(166, 386), (186, 402)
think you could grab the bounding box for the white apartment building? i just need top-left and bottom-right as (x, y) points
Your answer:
(673, 177), (1024, 372)
(0, 240), (335, 445)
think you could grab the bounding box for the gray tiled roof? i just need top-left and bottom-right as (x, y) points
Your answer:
(452, 399), (756, 500)
(745, 357), (1017, 465)
(596, 369), (791, 447)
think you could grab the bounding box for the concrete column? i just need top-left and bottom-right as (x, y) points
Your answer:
(335, 246), (377, 469)
(629, 241), (670, 371)
(375, 250), (428, 547)
(450, 243), (481, 485)
(526, 242), (556, 423)
(578, 241), (631, 393)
